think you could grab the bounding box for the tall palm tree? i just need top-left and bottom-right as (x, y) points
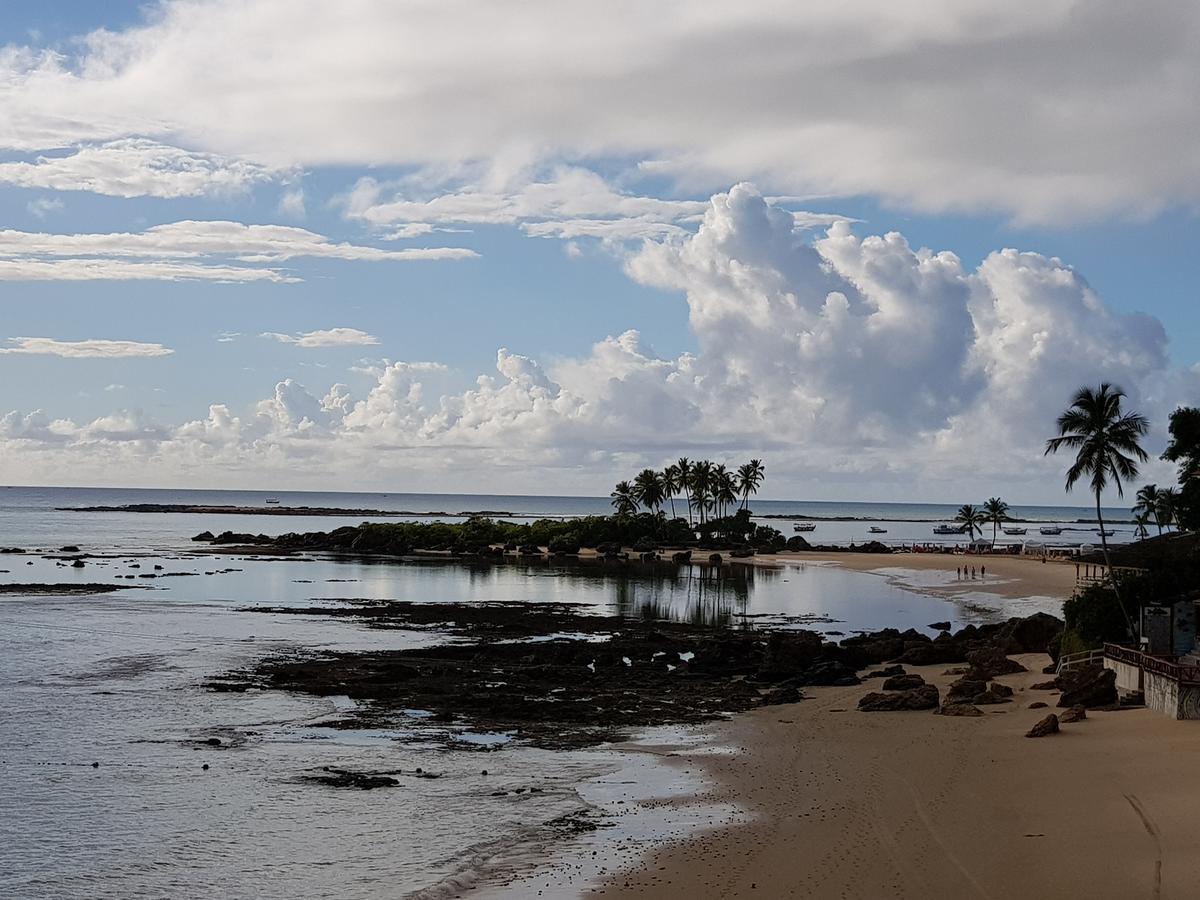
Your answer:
(662, 464), (680, 519)
(954, 504), (986, 541)
(675, 457), (694, 526)
(610, 480), (638, 517)
(1156, 487), (1180, 532)
(982, 497), (1009, 546)
(690, 460), (713, 524)
(1045, 383), (1148, 637)
(714, 464), (738, 519)
(1133, 511), (1151, 540)
(1132, 483), (1160, 535)
(633, 469), (665, 514)
(737, 459), (766, 511)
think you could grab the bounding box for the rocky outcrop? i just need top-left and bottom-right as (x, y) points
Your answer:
(191, 531), (215, 542)
(937, 703), (984, 717)
(858, 684), (939, 711)
(965, 647), (1028, 679)
(972, 684), (1013, 705)
(1059, 705), (1087, 723)
(947, 677), (989, 703)
(1025, 714), (1060, 737)
(864, 664), (906, 679)
(1057, 667), (1116, 709)
(882, 673), (926, 691)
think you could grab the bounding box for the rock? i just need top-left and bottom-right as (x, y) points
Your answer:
(937, 703), (984, 717)
(972, 684), (1013, 705)
(947, 677), (989, 703)
(730, 548), (755, 558)
(0, 547), (27, 554)
(784, 535), (811, 551)
(942, 666), (971, 676)
(1043, 662), (1059, 675)
(191, 531), (216, 542)
(864, 664), (906, 679)
(758, 631), (823, 680)
(671, 551), (692, 564)
(928, 621), (952, 631)
(632, 537), (657, 553)
(1029, 701), (1048, 709)
(707, 553), (723, 566)
(965, 647), (1027, 679)
(595, 541), (622, 555)
(1030, 680), (1058, 690)
(1002, 612), (1064, 654)
(1057, 667), (1117, 709)
(1025, 714), (1060, 737)
(302, 768), (400, 790)
(1059, 705), (1087, 724)
(71, 560), (85, 568)
(895, 642), (967, 666)
(857, 684), (939, 712)
(798, 659), (861, 687)
(882, 673), (926, 691)
(761, 686), (802, 705)
(60, 545), (80, 552)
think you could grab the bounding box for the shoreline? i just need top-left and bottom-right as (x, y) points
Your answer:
(597, 655), (1190, 898)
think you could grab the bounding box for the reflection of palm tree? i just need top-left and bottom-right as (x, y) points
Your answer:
(982, 497), (1009, 546)
(610, 480), (638, 517)
(955, 504), (986, 540)
(1045, 383), (1148, 637)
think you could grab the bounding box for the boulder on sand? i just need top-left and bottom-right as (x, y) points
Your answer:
(1026, 714), (1060, 737)
(1059, 705), (1087, 723)
(937, 703), (984, 717)
(972, 683), (1013, 705)
(947, 677), (989, 704)
(882, 673), (926, 691)
(191, 531), (215, 542)
(965, 647), (1027, 679)
(863, 664), (905, 679)
(858, 684), (939, 712)
(1057, 666), (1117, 709)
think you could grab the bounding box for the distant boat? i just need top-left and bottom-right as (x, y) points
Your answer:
(933, 524), (963, 535)
(1095, 528), (1115, 537)
(265, 498), (280, 505)
(1002, 526), (1027, 536)
(1039, 525), (1062, 535)
(793, 523), (817, 532)
(868, 526), (887, 534)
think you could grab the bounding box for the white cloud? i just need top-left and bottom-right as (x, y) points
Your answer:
(0, 336), (174, 358)
(0, 2), (1196, 222)
(0, 139), (281, 198)
(0, 220), (477, 281)
(26, 196), (63, 218)
(0, 186), (1193, 497)
(216, 331), (242, 342)
(277, 187), (306, 218)
(263, 327), (380, 348)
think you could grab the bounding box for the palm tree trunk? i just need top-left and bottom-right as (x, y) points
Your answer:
(1096, 491), (1134, 639)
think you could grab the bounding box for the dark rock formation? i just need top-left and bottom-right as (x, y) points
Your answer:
(928, 621), (952, 631)
(937, 703), (984, 717)
(1059, 705), (1087, 723)
(858, 684), (939, 711)
(882, 673), (926, 691)
(1057, 667), (1117, 709)
(965, 647), (1028, 678)
(863, 664), (906, 679)
(1026, 714), (1060, 737)
(1029, 701), (1048, 709)
(947, 677), (989, 704)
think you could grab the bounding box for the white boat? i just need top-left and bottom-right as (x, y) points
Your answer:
(793, 523), (817, 532)
(933, 524), (962, 535)
(1002, 526), (1027, 536)
(1095, 528), (1115, 537)
(1039, 525), (1062, 535)
(265, 498), (280, 505)
(868, 526), (887, 534)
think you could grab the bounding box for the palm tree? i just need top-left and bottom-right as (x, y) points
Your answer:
(714, 464), (738, 519)
(1133, 511), (1151, 540)
(954, 504), (986, 541)
(1132, 483), (1160, 535)
(737, 459), (766, 511)
(675, 457), (694, 526)
(982, 497), (1009, 546)
(662, 465), (680, 519)
(610, 480), (638, 517)
(690, 460), (713, 524)
(1045, 383), (1148, 638)
(1156, 487), (1180, 532)
(633, 469), (665, 514)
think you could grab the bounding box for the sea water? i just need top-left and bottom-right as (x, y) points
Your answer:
(0, 489), (1075, 898)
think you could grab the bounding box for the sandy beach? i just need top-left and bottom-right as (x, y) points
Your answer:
(600, 654), (1197, 899)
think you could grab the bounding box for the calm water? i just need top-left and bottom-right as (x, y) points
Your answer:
(0, 489), (1072, 898)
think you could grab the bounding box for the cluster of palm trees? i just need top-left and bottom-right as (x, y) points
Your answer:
(1131, 483), (1180, 539)
(953, 497), (1011, 544)
(610, 458), (765, 524)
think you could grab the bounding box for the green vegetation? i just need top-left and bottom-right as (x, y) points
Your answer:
(1162, 406), (1200, 532)
(610, 457), (766, 526)
(954, 503), (986, 540)
(982, 497), (1009, 546)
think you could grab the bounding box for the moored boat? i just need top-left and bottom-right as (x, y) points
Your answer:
(793, 522), (817, 532)
(1002, 526), (1027, 536)
(1039, 525), (1062, 535)
(933, 524), (962, 535)
(868, 526), (887, 534)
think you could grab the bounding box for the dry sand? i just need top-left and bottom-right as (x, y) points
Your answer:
(600, 656), (1198, 899)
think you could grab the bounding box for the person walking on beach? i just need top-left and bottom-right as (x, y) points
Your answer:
(981, 565), (986, 578)
(971, 566), (976, 579)
(956, 566), (961, 580)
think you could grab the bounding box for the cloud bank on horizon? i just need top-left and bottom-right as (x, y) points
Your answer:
(0, 1), (1196, 498)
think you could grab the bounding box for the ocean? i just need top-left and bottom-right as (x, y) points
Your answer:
(0, 487), (1105, 898)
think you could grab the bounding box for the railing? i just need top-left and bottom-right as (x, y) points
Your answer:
(1103, 643), (1200, 685)
(1056, 648), (1106, 674)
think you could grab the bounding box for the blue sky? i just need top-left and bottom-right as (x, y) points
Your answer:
(0, 2), (1196, 500)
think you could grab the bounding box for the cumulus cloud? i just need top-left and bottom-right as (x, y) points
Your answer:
(0, 139), (281, 198)
(0, 337), (173, 358)
(263, 327), (380, 348)
(0, 220), (477, 281)
(26, 197), (63, 218)
(1, 186), (1193, 496)
(0, 1), (1196, 222)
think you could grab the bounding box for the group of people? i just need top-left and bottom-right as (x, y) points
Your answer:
(956, 565), (985, 580)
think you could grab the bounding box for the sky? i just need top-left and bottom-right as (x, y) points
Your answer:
(0, 0), (1197, 503)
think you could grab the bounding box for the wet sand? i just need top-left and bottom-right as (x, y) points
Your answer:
(602, 655), (1195, 899)
(767, 550), (1079, 601)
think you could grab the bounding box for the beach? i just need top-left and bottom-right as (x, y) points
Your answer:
(600, 654), (1194, 899)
